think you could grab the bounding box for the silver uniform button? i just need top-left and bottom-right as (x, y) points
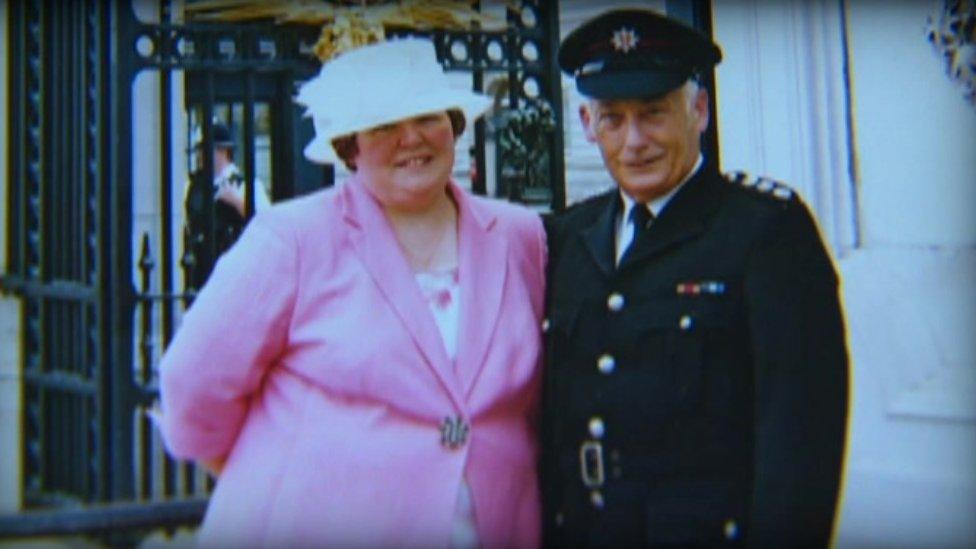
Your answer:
(607, 292), (625, 312)
(588, 417), (605, 439)
(541, 318), (551, 333)
(679, 314), (694, 331)
(590, 490), (605, 509)
(597, 354), (616, 374)
(723, 519), (738, 540)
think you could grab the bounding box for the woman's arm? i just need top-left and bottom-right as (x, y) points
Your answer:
(159, 212), (298, 463)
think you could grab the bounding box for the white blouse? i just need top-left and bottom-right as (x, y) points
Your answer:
(415, 269), (478, 549)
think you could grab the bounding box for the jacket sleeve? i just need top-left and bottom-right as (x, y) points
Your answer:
(159, 212), (298, 461)
(743, 198), (850, 547)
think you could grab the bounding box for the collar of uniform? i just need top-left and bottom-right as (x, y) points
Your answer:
(618, 154), (703, 221)
(616, 154), (703, 246)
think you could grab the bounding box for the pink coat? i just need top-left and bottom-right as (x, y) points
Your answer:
(159, 178), (546, 548)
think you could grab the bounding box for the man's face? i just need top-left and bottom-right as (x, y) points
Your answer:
(213, 147), (232, 172)
(580, 83), (709, 203)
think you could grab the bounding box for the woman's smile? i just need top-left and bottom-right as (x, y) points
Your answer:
(394, 154), (434, 169)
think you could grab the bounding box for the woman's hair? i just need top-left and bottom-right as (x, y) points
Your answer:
(330, 109), (466, 171)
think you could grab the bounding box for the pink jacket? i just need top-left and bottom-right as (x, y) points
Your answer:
(159, 178), (546, 548)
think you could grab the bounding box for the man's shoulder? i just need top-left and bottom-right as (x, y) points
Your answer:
(717, 170), (798, 211)
(711, 170), (829, 251)
(546, 190), (615, 235)
(697, 169), (810, 230)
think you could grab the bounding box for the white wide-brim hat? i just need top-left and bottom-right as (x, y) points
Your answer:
(296, 37), (493, 165)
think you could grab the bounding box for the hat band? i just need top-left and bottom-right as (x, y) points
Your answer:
(575, 52), (693, 78)
(576, 69), (690, 100)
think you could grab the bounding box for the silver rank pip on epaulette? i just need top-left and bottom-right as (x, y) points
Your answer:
(724, 171), (794, 201)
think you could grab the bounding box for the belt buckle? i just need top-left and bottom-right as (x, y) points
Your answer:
(579, 440), (605, 488)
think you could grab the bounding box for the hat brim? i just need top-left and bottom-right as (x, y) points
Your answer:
(303, 90), (492, 165)
(577, 70), (689, 100)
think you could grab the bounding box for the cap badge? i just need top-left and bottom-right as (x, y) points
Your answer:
(611, 27), (640, 53)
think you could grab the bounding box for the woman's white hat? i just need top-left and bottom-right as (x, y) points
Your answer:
(296, 37), (493, 164)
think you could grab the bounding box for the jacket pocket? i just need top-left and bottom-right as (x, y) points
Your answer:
(632, 297), (735, 409)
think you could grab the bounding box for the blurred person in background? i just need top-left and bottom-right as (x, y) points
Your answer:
(183, 122), (271, 287)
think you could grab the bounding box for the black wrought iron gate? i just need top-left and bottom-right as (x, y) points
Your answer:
(3, 0), (112, 507)
(2, 0), (565, 540)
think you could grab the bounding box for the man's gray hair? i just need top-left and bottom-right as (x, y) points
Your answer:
(586, 78), (702, 113)
(681, 79), (701, 111)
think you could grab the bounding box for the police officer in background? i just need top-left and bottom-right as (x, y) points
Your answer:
(541, 9), (849, 547)
(183, 122), (270, 288)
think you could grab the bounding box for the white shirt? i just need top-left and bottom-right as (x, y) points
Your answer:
(614, 155), (704, 265)
(215, 163), (272, 212)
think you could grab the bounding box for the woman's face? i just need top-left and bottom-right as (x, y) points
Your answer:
(354, 111), (457, 212)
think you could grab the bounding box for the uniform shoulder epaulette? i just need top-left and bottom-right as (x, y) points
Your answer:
(723, 171), (794, 201)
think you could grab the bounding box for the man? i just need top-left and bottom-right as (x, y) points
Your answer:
(541, 9), (848, 547)
(184, 122), (271, 288)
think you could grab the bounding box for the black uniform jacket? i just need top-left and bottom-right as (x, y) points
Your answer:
(184, 170), (247, 289)
(541, 165), (849, 547)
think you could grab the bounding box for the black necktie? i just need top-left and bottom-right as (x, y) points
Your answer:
(629, 203), (653, 232)
(622, 203), (653, 261)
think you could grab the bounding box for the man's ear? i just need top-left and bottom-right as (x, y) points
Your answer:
(694, 87), (710, 134)
(579, 103), (597, 143)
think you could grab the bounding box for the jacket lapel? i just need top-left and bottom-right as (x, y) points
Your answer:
(341, 179), (465, 410)
(452, 184), (508, 398)
(579, 192), (618, 277)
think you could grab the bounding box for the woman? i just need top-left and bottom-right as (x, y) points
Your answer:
(158, 38), (545, 547)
